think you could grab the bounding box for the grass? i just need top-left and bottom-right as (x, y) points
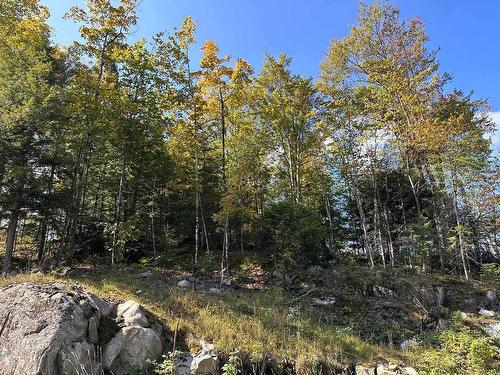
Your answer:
(1, 263), (499, 374)
(0, 267), (402, 373)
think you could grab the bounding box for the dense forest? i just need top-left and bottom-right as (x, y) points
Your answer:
(0, 0), (498, 279)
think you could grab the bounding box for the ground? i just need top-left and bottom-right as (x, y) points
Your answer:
(1, 261), (499, 374)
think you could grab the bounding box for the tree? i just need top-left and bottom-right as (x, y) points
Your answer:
(0, 0), (54, 275)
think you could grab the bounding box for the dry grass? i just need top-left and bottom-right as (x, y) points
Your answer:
(0, 269), (402, 372)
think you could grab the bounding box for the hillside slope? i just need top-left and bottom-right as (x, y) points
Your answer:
(2, 264), (499, 374)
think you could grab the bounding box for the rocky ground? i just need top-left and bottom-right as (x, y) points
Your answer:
(0, 263), (499, 374)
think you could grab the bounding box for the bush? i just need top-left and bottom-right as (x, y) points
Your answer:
(415, 314), (500, 374)
(257, 202), (330, 269)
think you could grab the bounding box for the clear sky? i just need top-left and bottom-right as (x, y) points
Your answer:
(41, 0), (500, 151)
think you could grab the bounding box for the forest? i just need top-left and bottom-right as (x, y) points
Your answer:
(0, 0), (498, 279)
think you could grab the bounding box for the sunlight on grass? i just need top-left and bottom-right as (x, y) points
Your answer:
(0, 270), (400, 372)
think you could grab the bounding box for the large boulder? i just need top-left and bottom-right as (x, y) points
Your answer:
(116, 300), (150, 328)
(103, 326), (162, 374)
(0, 282), (165, 375)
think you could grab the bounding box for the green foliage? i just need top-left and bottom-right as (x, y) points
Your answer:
(151, 351), (182, 375)
(260, 202), (330, 268)
(480, 263), (500, 290)
(416, 315), (500, 374)
(0, 0), (496, 295)
(221, 350), (241, 375)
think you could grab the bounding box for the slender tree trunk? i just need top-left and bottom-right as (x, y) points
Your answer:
(199, 195), (210, 254)
(425, 165), (446, 272)
(111, 154), (126, 266)
(38, 164), (56, 264)
(325, 196), (335, 256)
(2, 208), (20, 277)
(450, 174), (469, 280)
(151, 177), (157, 258)
(355, 188), (374, 268)
(194, 191), (200, 266)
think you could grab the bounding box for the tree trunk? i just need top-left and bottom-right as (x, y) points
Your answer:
(450, 174), (469, 280)
(355, 188), (374, 268)
(194, 191), (200, 266)
(2, 208), (20, 277)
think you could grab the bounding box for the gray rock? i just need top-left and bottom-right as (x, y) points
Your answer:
(486, 290), (497, 302)
(372, 285), (395, 298)
(139, 270), (152, 278)
(403, 367), (419, 375)
(355, 366), (376, 375)
(178, 280), (192, 288)
(0, 283), (100, 375)
(400, 338), (419, 350)
(116, 300), (150, 328)
(478, 308), (495, 317)
(58, 340), (99, 375)
(176, 352), (194, 375)
(377, 364), (397, 375)
(208, 287), (223, 294)
(0, 282), (166, 375)
(483, 322), (500, 339)
(312, 297), (336, 306)
(103, 326), (162, 375)
(86, 292), (114, 317)
(187, 276), (197, 283)
(191, 352), (218, 374)
(88, 316), (100, 344)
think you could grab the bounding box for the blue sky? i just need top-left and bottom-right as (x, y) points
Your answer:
(41, 0), (500, 151)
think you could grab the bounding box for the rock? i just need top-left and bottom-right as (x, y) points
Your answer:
(103, 326), (162, 375)
(0, 283), (101, 374)
(377, 364), (397, 375)
(85, 292), (114, 317)
(478, 308), (495, 317)
(0, 282), (165, 375)
(191, 352), (218, 374)
(355, 365), (376, 375)
(486, 290), (497, 302)
(139, 270), (152, 278)
(437, 286), (445, 306)
(483, 322), (500, 340)
(116, 300), (150, 328)
(312, 297), (336, 306)
(59, 340), (99, 375)
(208, 287), (223, 294)
(221, 279), (232, 286)
(400, 338), (419, 350)
(372, 285), (395, 298)
(176, 352), (194, 375)
(189, 341), (218, 374)
(178, 280), (192, 288)
(403, 367), (419, 375)
(88, 316), (100, 344)
(199, 339), (215, 352)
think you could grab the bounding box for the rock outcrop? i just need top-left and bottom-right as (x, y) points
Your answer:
(0, 282), (166, 375)
(355, 363), (419, 375)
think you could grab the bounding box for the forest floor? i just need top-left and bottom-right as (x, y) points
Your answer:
(1, 260), (499, 374)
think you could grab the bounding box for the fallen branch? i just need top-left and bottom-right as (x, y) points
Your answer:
(288, 287), (317, 305)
